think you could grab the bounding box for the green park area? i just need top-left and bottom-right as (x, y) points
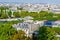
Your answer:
(0, 7), (60, 21)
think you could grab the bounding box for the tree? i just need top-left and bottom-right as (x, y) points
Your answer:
(0, 13), (8, 19)
(56, 14), (60, 20)
(8, 10), (12, 17)
(39, 11), (48, 17)
(52, 27), (60, 35)
(17, 7), (23, 12)
(0, 23), (16, 40)
(13, 12), (21, 18)
(37, 26), (58, 40)
(47, 12), (54, 16)
(20, 11), (29, 18)
(29, 12), (38, 18)
(0, 6), (9, 13)
(10, 30), (31, 40)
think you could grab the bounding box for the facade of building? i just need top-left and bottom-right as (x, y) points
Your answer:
(12, 20), (45, 37)
(52, 20), (60, 27)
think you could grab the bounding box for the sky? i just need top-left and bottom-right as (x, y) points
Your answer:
(0, 0), (60, 4)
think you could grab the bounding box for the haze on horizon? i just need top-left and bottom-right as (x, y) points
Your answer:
(0, 0), (60, 4)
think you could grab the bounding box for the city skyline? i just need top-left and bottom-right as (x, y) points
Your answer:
(0, 0), (60, 4)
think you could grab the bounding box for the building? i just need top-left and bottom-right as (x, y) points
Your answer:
(52, 20), (60, 27)
(44, 21), (53, 27)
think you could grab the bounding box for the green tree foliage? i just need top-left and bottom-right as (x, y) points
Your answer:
(0, 23), (16, 40)
(0, 6), (9, 14)
(29, 12), (38, 18)
(0, 6), (9, 10)
(37, 26), (58, 40)
(39, 11), (48, 17)
(52, 27), (60, 35)
(0, 12), (2, 17)
(0, 20), (24, 40)
(20, 11), (29, 18)
(45, 12), (55, 20)
(56, 14), (60, 20)
(33, 17), (44, 21)
(17, 7), (23, 12)
(46, 16), (53, 20)
(0, 13), (8, 19)
(8, 10), (12, 17)
(10, 30), (31, 40)
(5, 20), (24, 25)
(13, 12), (21, 18)
(0, 9), (60, 21)
(32, 11), (58, 21)
(47, 12), (54, 16)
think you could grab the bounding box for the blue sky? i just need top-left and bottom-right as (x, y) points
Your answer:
(0, 0), (60, 4)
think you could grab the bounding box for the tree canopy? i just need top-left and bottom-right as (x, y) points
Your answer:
(37, 26), (58, 40)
